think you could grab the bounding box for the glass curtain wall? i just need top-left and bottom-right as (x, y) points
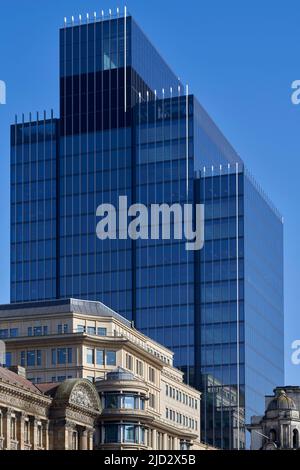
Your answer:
(11, 115), (58, 302)
(198, 164), (245, 450)
(134, 94), (195, 383)
(59, 15), (133, 317)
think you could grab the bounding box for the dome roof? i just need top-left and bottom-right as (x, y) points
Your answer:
(267, 390), (296, 411)
(106, 367), (136, 382)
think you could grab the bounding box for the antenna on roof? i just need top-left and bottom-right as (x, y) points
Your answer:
(64, 17), (67, 26)
(79, 14), (82, 24)
(71, 16), (74, 24)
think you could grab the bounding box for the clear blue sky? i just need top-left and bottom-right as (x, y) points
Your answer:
(0, 0), (299, 384)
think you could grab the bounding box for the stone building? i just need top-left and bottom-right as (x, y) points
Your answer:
(248, 387), (300, 450)
(95, 367), (207, 450)
(0, 365), (101, 450)
(0, 298), (213, 450)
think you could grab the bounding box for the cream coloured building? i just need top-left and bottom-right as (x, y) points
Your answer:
(0, 299), (214, 450)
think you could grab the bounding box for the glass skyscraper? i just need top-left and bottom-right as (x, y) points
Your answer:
(10, 10), (284, 449)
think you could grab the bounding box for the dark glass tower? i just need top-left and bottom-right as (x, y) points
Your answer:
(10, 10), (284, 449)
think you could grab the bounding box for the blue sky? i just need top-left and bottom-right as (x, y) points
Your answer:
(0, 0), (299, 384)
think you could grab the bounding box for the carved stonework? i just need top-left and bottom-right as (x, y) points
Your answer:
(0, 391), (48, 418)
(65, 408), (95, 427)
(70, 385), (98, 410)
(0, 375), (99, 450)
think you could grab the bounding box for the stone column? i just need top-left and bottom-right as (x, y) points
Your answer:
(88, 430), (94, 450)
(31, 418), (37, 450)
(43, 421), (49, 450)
(4, 409), (12, 450)
(173, 437), (179, 450)
(162, 433), (167, 450)
(17, 413), (25, 450)
(152, 429), (157, 450)
(80, 429), (88, 450)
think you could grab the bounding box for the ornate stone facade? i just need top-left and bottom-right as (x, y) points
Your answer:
(248, 387), (300, 450)
(0, 299), (203, 448)
(0, 366), (101, 450)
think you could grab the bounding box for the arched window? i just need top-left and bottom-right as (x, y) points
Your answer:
(293, 429), (299, 449)
(269, 429), (277, 442)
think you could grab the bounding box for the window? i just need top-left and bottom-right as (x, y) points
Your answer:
(166, 408), (169, 419)
(126, 354), (133, 370)
(269, 429), (277, 442)
(96, 349), (104, 365)
(5, 352), (12, 367)
(37, 350), (42, 366)
(105, 394), (119, 409)
(0, 329), (8, 339)
(43, 326), (48, 336)
(136, 359), (143, 376)
(21, 351), (25, 367)
(180, 441), (190, 451)
(97, 327), (107, 336)
(140, 427), (145, 445)
(77, 325), (85, 333)
(149, 367), (155, 383)
(149, 393), (155, 409)
(57, 348), (67, 365)
(87, 326), (96, 335)
(123, 425), (135, 443)
(104, 424), (119, 444)
(27, 351), (35, 366)
(106, 350), (116, 366)
(123, 396), (135, 409)
(24, 420), (30, 444)
(86, 348), (94, 365)
(293, 429), (299, 449)
(9, 328), (19, 338)
(27, 327), (33, 337)
(68, 348), (73, 363)
(37, 424), (42, 447)
(166, 384), (168, 396)
(10, 416), (16, 440)
(51, 349), (56, 365)
(33, 327), (42, 336)
(58, 324), (68, 334)
(57, 376), (66, 382)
